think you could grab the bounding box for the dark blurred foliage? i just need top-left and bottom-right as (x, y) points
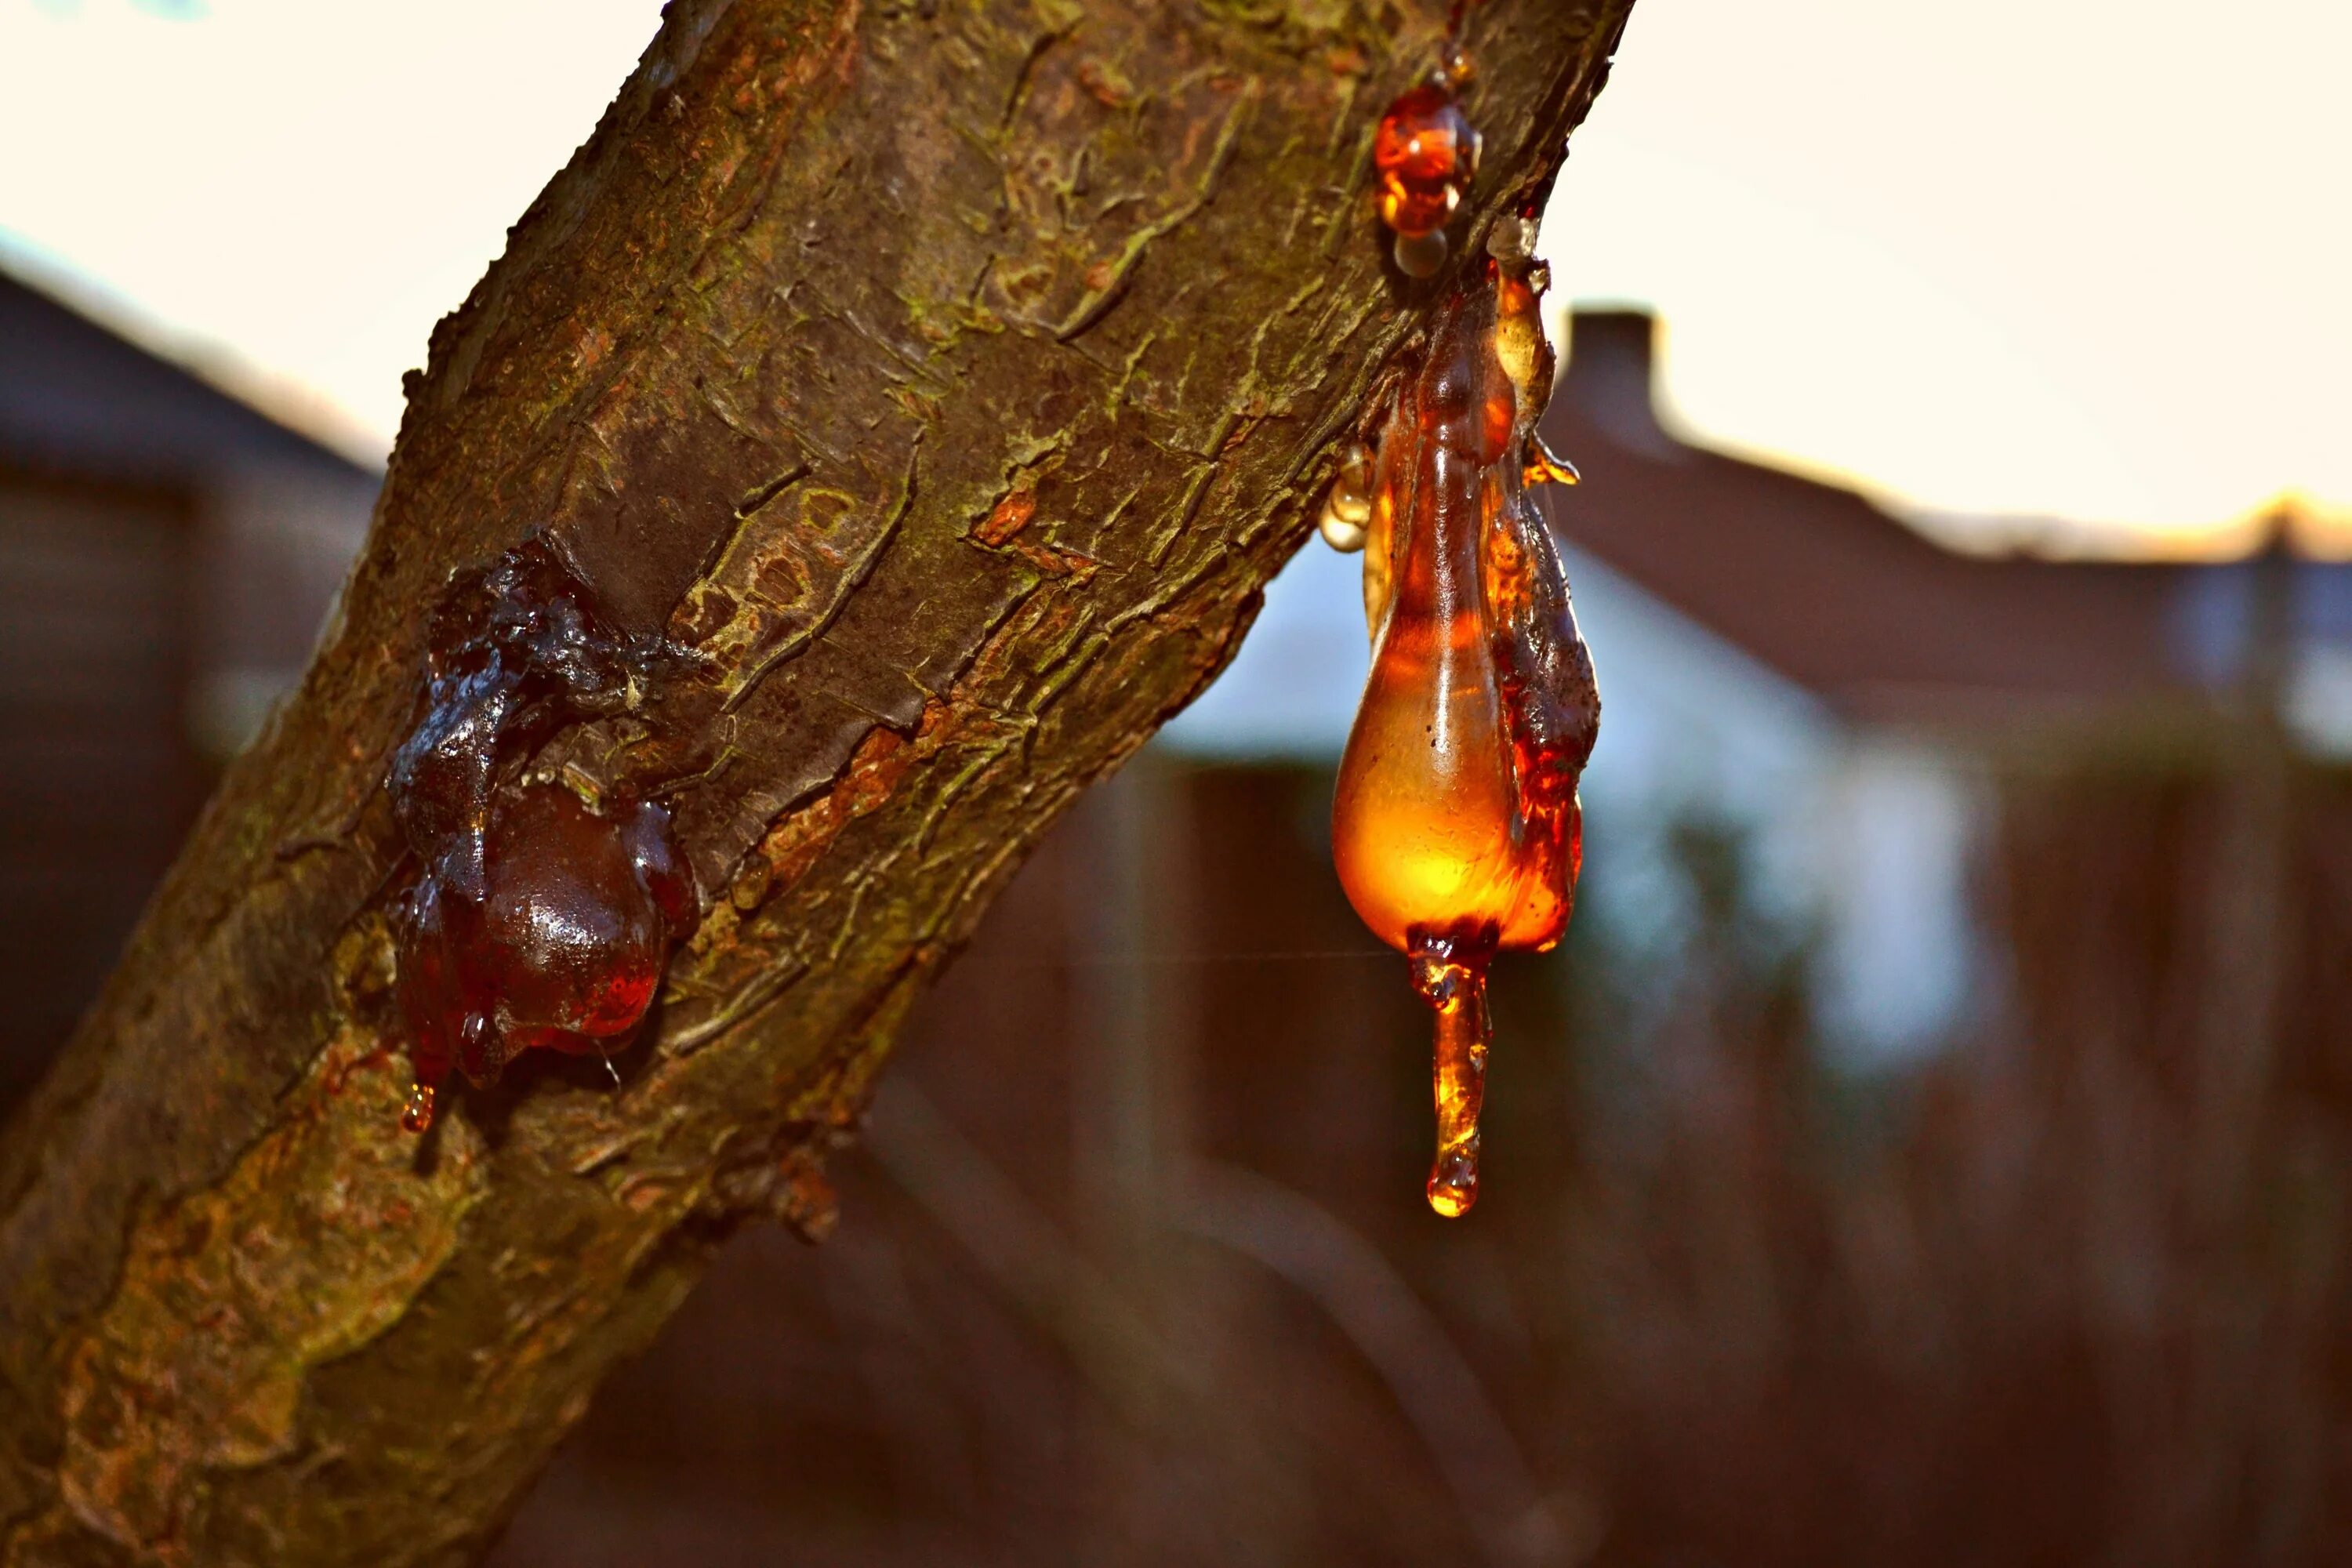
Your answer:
(493, 721), (2352, 1568)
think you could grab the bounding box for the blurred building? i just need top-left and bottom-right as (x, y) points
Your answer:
(0, 264), (377, 1097)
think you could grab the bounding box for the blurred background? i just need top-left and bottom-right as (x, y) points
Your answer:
(5, 2), (2352, 1563)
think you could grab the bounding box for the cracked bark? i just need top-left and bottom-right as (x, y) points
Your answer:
(0, 0), (1631, 1561)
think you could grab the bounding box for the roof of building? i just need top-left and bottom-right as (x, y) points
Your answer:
(1537, 311), (2217, 728)
(0, 263), (377, 486)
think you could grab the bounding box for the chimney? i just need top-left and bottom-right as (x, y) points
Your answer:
(1559, 308), (1670, 453)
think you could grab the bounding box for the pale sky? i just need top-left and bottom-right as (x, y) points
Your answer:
(1551, 0), (2352, 549)
(3, 0), (2346, 549)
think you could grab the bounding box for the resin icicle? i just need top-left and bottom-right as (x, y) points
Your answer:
(1331, 234), (1598, 1215)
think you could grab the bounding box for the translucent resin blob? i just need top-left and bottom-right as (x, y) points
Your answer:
(1373, 70), (1480, 278)
(1332, 255), (1599, 1216)
(385, 539), (699, 1132)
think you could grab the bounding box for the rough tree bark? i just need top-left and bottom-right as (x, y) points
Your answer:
(0, 0), (1629, 1560)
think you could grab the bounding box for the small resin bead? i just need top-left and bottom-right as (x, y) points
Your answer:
(1319, 503), (1368, 554)
(1330, 441), (1376, 524)
(1393, 230), (1450, 280)
(1374, 82), (1479, 238)
(1374, 75), (1480, 278)
(1320, 441), (1377, 551)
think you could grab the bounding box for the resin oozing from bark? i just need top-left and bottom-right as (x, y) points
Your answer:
(1373, 67), (1480, 279)
(385, 539), (700, 1132)
(1332, 256), (1599, 1216)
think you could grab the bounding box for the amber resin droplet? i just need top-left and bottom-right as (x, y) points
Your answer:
(1319, 440), (1377, 551)
(1332, 256), (1599, 1216)
(1374, 72), (1480, 276)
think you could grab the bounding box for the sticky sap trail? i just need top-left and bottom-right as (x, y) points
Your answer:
(1332, 260), (1599, 1216)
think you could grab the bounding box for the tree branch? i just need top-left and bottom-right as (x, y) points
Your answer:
(0, 0), (1631, 1559)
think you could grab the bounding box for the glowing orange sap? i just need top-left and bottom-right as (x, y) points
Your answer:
(1331, 256), (1597, 1216)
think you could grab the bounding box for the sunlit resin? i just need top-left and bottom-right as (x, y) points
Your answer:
(1332, 253), (1598, 1215)
(1373, 69), (1480, 278)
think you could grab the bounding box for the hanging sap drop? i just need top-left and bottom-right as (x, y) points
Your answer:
(1331, 255), (1599, 1216)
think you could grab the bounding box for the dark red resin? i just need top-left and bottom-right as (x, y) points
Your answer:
(386, 538), (699, 1132)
